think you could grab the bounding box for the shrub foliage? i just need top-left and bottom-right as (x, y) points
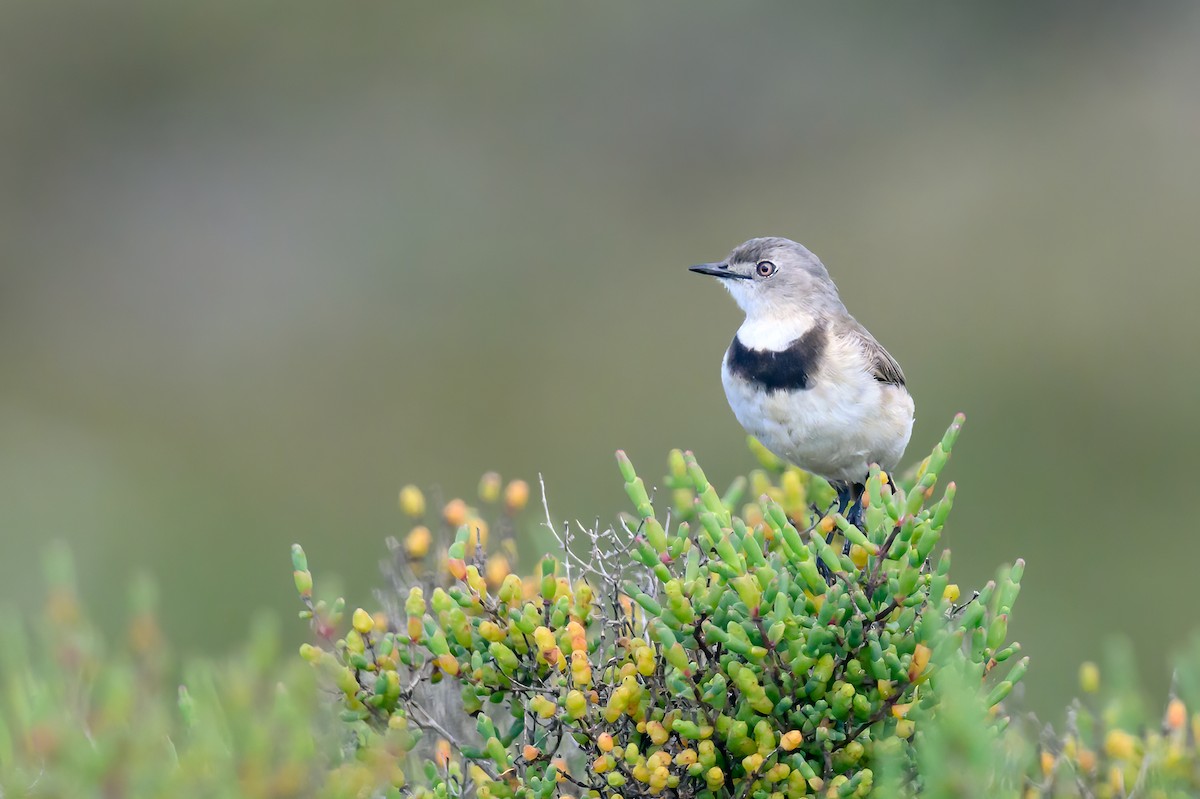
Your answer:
(293, 416), (1030, 798)
(5, 419), (1200, 798)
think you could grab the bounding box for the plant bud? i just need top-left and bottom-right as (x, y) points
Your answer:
(485, 555), (510, 588)
(350, 607), (372, 633)
(1166, 697), (1187, 731)
(478, 472), (502, 503)
(399, 485), (426, 517)
(293, 569), (313, 599)
(1079, 661), (1100, 694)
(1104, 730), (1137, 761)
(466, 518), (489, 550)
(404, 526), (433, 559)
(443, 499), (469, 528)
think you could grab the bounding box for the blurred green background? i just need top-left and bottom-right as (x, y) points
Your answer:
(2, 2), (1198, 720)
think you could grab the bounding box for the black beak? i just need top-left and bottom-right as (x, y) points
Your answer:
(688, 262), (750, 279)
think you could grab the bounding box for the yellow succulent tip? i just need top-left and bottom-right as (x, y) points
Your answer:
(351, 608), (373, 635)
(1104, 729), (1137, 761)
(404, 525), (433, 559)
(479, 472), (503, 503)
(1079, 661), (1101, 694)
(398, 485), (426, 517)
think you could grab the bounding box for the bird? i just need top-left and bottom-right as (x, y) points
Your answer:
(689, 236), (914, 527)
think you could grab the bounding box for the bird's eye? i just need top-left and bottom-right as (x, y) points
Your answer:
(755, 260), (777, 278)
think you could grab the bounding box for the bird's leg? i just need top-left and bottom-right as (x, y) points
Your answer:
(830, 483), (853, 546)
(812, 484), (852, 585)
(844, 482), (866, 535)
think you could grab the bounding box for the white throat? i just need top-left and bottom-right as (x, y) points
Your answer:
(735, 310), (819, 352)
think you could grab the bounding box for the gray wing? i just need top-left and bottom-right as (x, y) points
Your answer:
(840, 320), (906, 388)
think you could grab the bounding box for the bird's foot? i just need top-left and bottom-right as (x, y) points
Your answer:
(816, 558), (836, 586)
(845, 500), (865, 530)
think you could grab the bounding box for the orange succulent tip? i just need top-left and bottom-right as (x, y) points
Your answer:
(24, 724), (60, 758)
(372, 612), (389, 633)
(1076, 749), (1096, 773)
(1166, 697), (1187, 731)
(448, 559), (468, 581)
(891, 703), (912, 719)
(485, 556), (511, 588)
(908, 644), (932, 681)
(1040, 750), (1055, 777)
(817, 515), (836, 534)
(127, 614), (162, 654)
(443, 499), (469, 528)
(597, 733), (614, 752)
(523, 745), (540, 762)
(861, 492), (870, 508)
(404, 526), (433, 559)
(435, 739), (452, 767)
(504, 479), (530, 512)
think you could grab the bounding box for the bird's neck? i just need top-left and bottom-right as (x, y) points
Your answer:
(736, 311), (819, 352)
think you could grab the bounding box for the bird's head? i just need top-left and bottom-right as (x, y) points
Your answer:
(689, 237), (841, 318)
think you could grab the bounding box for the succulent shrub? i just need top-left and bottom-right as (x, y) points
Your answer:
(0, 546), (410, 799)
(5, 423), (1200, 796)
(292, 416), (1029, 798)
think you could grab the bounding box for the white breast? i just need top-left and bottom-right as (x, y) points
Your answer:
(720, 329), (914, 485)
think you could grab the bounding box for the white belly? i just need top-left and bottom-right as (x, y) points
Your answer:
(721, 359), (914, 484)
